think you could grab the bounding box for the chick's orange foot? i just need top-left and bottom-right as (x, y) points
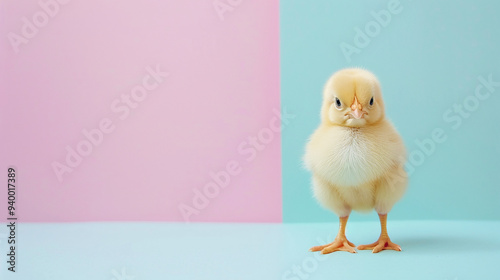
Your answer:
(310, 236), (357, 254)
(357, 236), (401, 253)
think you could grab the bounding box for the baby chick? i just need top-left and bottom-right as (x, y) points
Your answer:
(304, 68), (407, 254)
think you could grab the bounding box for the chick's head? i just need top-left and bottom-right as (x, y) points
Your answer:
(321, 68), (385, 128)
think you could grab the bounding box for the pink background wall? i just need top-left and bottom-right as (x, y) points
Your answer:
(0, 0), (281, 222)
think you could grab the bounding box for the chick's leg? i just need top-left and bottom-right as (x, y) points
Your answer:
(357, 214), (401, 253)
(310, 216), (356, 254)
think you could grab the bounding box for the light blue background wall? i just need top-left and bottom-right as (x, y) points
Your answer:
(281, 0), (500, 222)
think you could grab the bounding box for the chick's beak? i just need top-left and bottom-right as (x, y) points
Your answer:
(349, 96), (365, 119)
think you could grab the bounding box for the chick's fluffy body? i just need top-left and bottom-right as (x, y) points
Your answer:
(304, 69), (407, 218)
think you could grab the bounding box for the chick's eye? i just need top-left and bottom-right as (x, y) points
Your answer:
(335, 97), (342, 108)
(369, 97), (374, 106)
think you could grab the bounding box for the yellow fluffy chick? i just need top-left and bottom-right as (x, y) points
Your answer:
(304, 68), (407, 254)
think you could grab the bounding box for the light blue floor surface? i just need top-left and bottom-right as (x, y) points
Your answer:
(1, 221), (499, 280)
